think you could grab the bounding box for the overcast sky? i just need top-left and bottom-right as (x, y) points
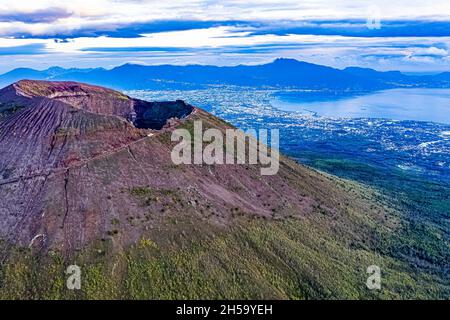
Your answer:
(0, 0), (450, 73)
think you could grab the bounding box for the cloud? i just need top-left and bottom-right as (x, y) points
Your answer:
(2, 18), (450, 40)
(0, 1), (450, 73)
(246, 20), (450, 38)
(0, 7), (72, 23)
(81, 46), (189, 53)
(0, 0), (450, 38)
(1, 26), (450, 72)
(411, 46), (448, 57)
(0, 43), (47, 55)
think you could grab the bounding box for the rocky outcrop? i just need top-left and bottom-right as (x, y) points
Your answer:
(0, 80), (194, 126)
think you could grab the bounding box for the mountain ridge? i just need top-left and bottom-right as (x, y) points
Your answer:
(2, 59), (450, 90)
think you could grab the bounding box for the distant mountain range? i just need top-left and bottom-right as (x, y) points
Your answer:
(1, 58), (450, 90)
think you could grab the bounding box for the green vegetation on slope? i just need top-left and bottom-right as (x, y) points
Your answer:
(301, 154), (450, 280)
(0, 102), (24, 119)
(0, 190), (447, 299)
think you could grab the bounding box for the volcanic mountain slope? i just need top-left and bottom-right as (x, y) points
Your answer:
(0, 80), (447, 299)
(0, 80), (196, 250)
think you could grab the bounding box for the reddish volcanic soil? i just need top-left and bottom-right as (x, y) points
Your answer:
(0, 80), (369, 253)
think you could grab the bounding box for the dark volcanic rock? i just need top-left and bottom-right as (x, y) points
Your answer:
(134, 99), (194, 130)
